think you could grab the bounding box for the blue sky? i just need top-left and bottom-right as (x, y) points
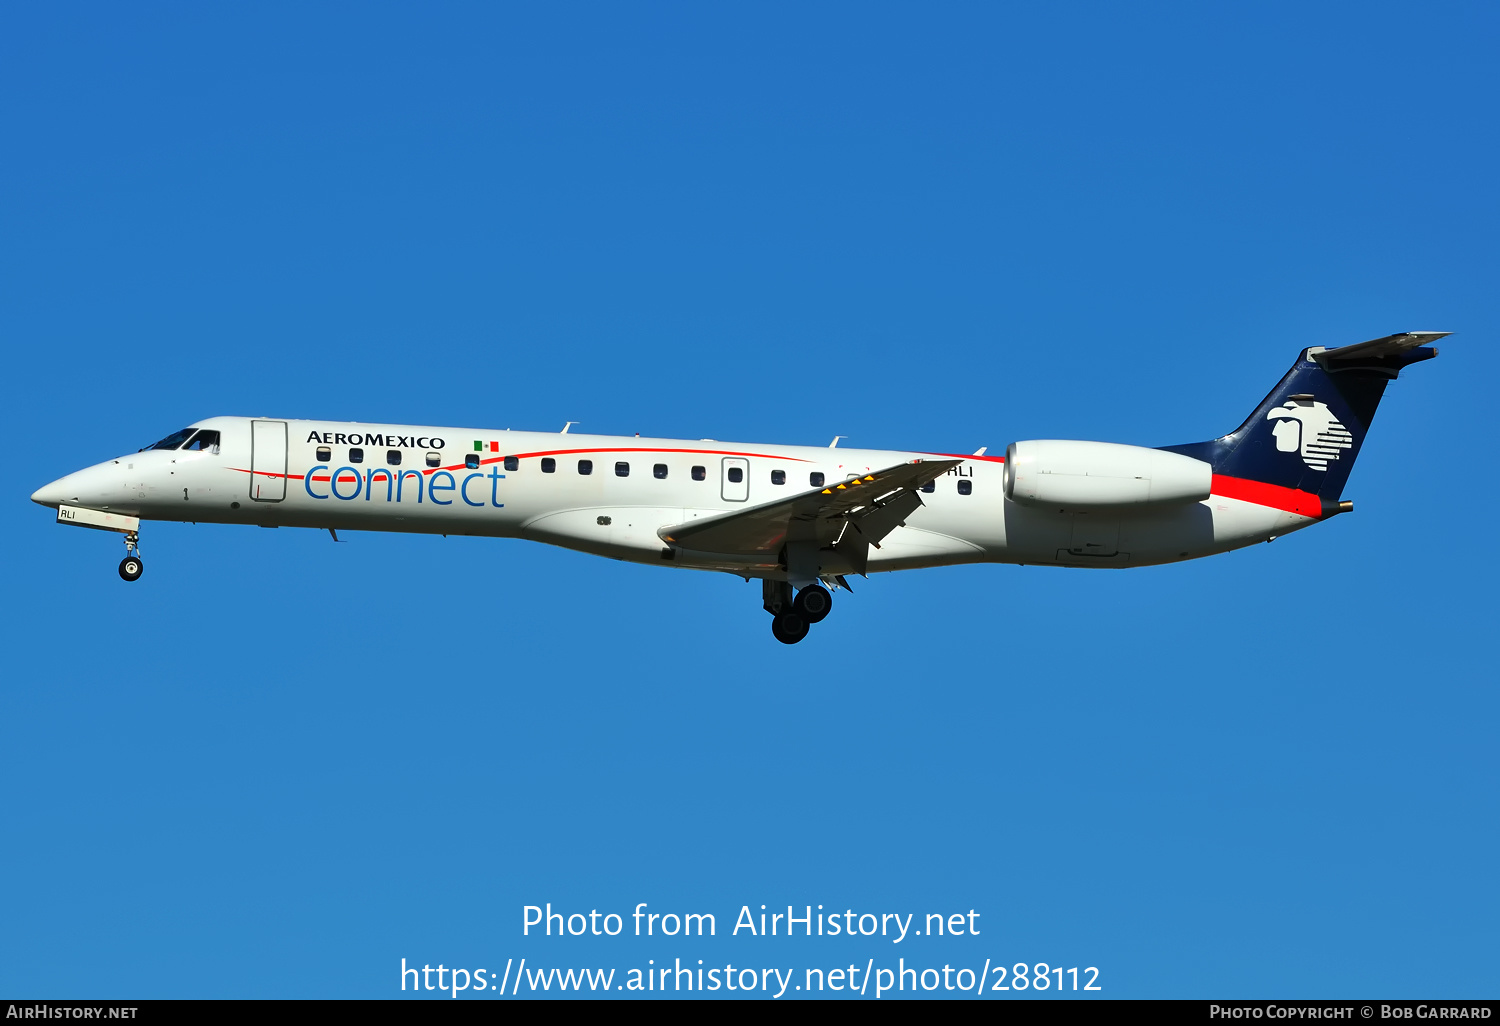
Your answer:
(2, 2), (1496, 999)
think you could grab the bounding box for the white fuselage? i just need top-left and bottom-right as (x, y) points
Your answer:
(32, 416), (1315, 578)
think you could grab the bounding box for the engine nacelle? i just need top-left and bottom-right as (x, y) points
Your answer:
(1003, 440), (1212, 509)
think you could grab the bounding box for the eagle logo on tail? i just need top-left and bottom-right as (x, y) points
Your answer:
(1266, 399), (1353, 471)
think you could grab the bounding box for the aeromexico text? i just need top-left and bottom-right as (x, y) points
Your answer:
(524, 904), (981, 944)
(306, 430), (447, 449)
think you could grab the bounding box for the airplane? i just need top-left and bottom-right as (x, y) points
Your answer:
(30, 331), (1445, 644)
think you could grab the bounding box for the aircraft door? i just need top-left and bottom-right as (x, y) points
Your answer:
(249, 420), (288, 502)
(721, 457), (749, 502)
(1068, 512), (1118, 557)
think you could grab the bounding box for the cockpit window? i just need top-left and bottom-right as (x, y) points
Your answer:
(142, 428), (197, 451)
(182, 430), (220, 451)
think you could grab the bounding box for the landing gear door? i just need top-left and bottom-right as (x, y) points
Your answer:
(250, 420), (288, 502)
(721, 457), (749, 502)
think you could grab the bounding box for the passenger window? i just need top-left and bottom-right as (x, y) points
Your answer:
(958, 480), (972, 495)
(771, 469), (785, 485)
(349, 448), (364, 464)
(921, 480), (934, 493)
(426, 451), (441, 467)
(810, 472), (825, 487)
(317, 446), (332, 462)
(504, 456), (518, 472)
(615, 462), (630, 477)
(387, 450), (401, 466)
(653, 464), (668, 479)
(727, 467), (744, 483)
(465, 453), (480, 469)
(578, 459), (593, 475)
(691, 465), (706, 481)
(542, 458), (556, 473)
(183, 430), (221, 452)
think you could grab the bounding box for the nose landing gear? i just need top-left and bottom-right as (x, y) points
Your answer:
(118, 531), (143, 582)
(762, 580), (836, 644)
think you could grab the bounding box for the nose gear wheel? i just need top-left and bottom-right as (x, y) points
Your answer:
(118, 531), (143, 581)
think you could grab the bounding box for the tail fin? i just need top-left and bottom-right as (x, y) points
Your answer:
(1162, 332), (1447, 509)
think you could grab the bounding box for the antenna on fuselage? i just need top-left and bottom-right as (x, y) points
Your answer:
(561, 421), (578, 434)
(829, 436), (844, 448)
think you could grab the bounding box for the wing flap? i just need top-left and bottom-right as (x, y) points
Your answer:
(659, 458), (961, 557)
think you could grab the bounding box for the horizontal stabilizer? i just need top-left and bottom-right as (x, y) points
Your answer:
(1316, 331), (1451, 363)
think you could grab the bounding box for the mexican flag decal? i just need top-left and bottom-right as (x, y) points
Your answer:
(472, 440), (500, 453)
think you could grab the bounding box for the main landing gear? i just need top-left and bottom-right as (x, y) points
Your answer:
(794, 584), (832, 623)
(771, 612), (809, 644)
(118, 531), (143, 582)
(763, 581), (834, 644)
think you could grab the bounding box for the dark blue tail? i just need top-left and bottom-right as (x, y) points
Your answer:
(1161, 332), (1445, 503)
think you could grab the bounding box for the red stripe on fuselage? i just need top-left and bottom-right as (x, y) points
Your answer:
(229, 445), (814, 482)
(1211, 475), (1323, 517)
(927, 452), (1006, 463)
(230, 455), (1325, 521)
(499, 445), (813, 463)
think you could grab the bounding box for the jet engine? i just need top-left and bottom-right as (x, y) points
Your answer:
(1003, 440), (1212, 509)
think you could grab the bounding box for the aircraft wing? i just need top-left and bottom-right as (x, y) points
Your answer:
(658, 458), (962, 560)
(1317, 331), (1450, 362)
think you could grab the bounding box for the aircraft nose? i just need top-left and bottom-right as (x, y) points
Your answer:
(31, 465), (108, 508)
(31, 477), (69, 507)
